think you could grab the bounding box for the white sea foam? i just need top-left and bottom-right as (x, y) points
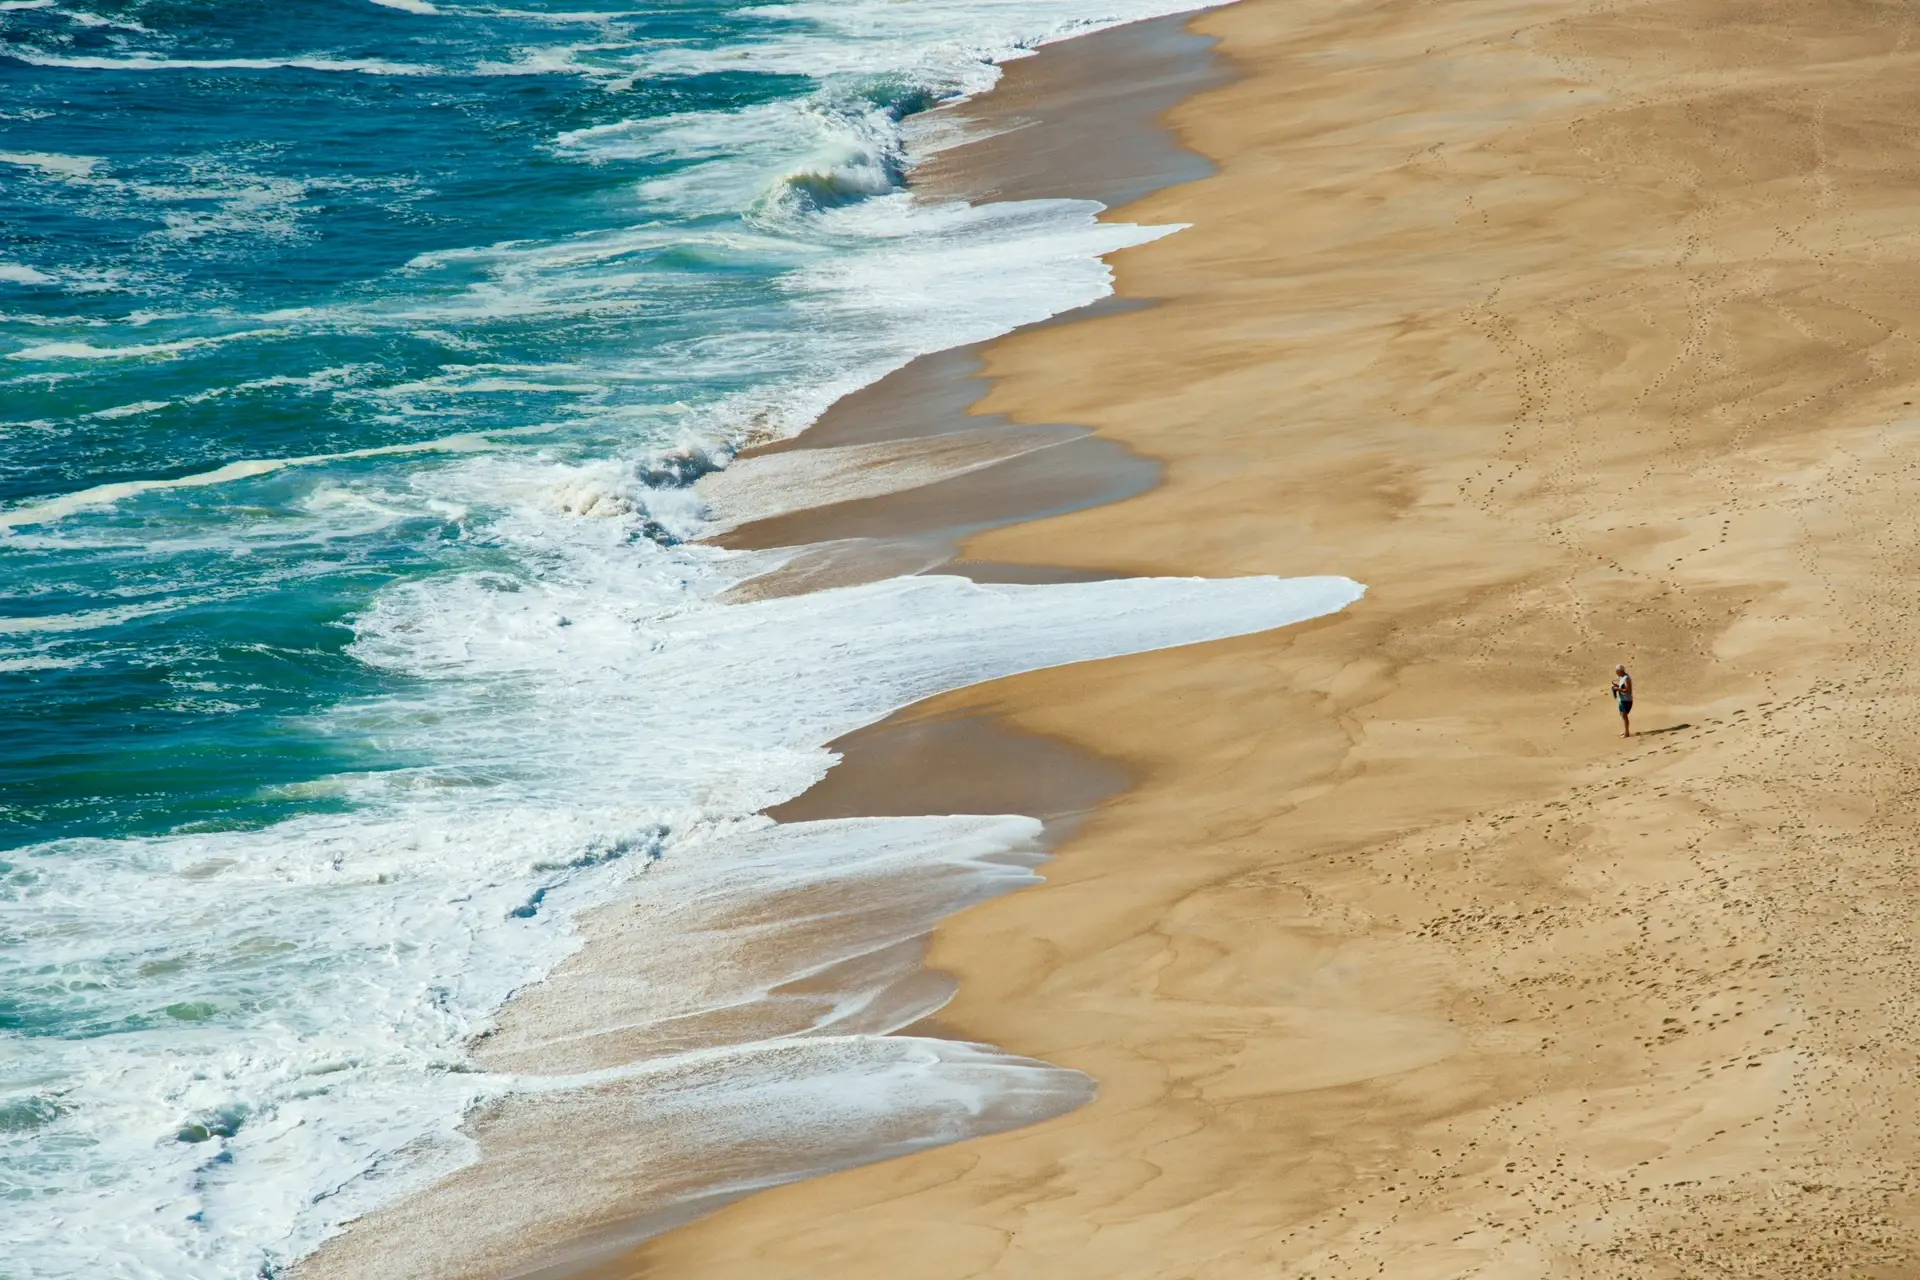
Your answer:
(484, 813), (1056, 1075)
(0, 653), (83, 670)
(180, 364), (378, 404)
(83, 398), (171, 420)
(472, 42), (642, 77)
(359, 192), (1170, 458)
(462, 5), (630, 21)
(3, 536), (1360, 1277)
(5, 51), (441, 75)
(304, 813), (1083, 1277)
(0, 427), (548, 530)
(556, 98), (884, 217)
(64, 9), (154, 31)
(633, 0), (1225, 88)
(370, 367), (607, 397)
(0, 599), (193, 634)
(137, 172), (319, 242)
(0, 263), (55, 285)
(0, 150), (103, 178)
(10, 338), (197, 360)
(5, 329), (284, 362)
(6, 151), (363, 249)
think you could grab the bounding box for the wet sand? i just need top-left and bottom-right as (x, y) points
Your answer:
(906, 7), (1221, 209)
(621, 0), (1920, 1275)
(703, 10), (1229, 598)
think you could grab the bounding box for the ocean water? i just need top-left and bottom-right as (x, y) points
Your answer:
(0, 2), (1360, 1276)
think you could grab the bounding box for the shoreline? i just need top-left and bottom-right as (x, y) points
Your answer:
(622, 0), (1920, 1274)
(704, 4), (1230, 599)
(704, 323), (1155, 598)
(291, 14), (1250, 1280)
(544, 13), (1244, 1271)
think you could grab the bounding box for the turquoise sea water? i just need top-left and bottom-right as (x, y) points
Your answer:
(0, 3), (1372, 1276)
(1, 1), (911, 851)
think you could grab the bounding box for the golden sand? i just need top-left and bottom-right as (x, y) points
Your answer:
(613, 0), (1920, 1273)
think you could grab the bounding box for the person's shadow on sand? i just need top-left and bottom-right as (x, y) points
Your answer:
(1638, 722), (1691, 735)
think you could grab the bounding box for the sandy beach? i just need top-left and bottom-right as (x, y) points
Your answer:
(609, 0), (1920, 1274)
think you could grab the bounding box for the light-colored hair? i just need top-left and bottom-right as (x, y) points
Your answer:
(1615, 665), (1627, 673)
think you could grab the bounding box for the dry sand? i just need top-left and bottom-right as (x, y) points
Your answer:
(613, 0), (1920, 1273)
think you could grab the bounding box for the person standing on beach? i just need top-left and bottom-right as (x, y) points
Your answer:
(1611, 665), (1633, 737)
